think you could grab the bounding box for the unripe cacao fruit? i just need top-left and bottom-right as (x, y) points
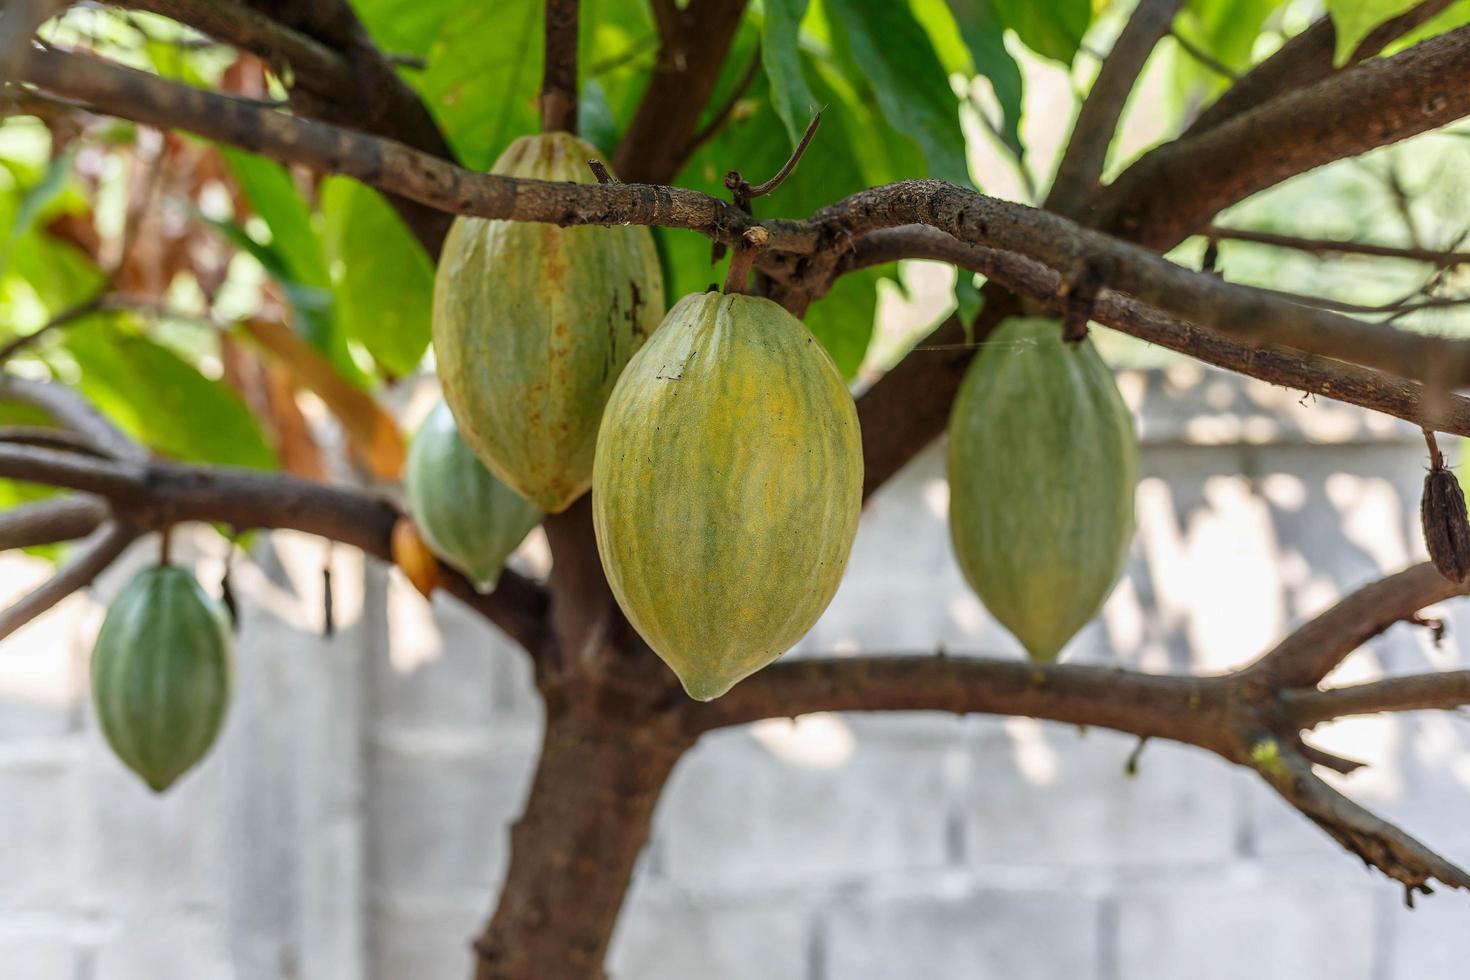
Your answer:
(592, 292), (863, 700)
(948, 317), (1137, 662)
(433, 133), (665, 513)
(405, 400), (542, 590)
(90, 565), (233, 792)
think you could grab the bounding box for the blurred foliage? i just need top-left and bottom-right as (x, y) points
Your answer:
(3, 0), (1470, 523)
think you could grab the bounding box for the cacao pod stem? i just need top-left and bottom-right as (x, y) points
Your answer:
(1420, 428), (1470, 583)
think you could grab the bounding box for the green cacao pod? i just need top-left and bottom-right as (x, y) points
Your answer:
(406, 400), (543, 589)
(90, 565), (233, 792)
(433, 132), (665, 513)
(948, 317), (1137, 662)
(593, 292), (863, 700)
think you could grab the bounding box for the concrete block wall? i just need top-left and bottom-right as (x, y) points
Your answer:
(2, 366), (1469, 978)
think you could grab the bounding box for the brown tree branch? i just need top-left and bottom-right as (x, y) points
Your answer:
(1253, 744), (1470, 898)
(27, 46), (1470, 399)
(686, 655), (1233, 752)
(1046, 0), (1184, 217)
(1094, 22), (1470, 246)
(612, 0), (749, 183)
(1284, 670), (1470, 725)
(844, 226), (1470, 440)
(1186, 0), (1459, 137)
(0, 519), (138, 641)
(540, 0), (579, 134)
(1244, 563), (1467, 690)
(0, 494), (107, 550)
(116, 0), (457, 253)
(0, 0), (64, 90)
(1206, 225), (1470, 266)
(0, 442), (550, 651)
(0, 375), (146, 462)
(111, 0), (350, 91)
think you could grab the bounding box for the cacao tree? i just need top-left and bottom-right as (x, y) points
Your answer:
(4, 0), (1470, 976)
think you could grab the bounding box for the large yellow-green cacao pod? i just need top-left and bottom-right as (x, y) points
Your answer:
(433, 132), (665, 513)
(90, 565), (233, 792)
(593, 292), (863, 700)
(948, 317), (1137, 662)
(406, 400), (542, 589)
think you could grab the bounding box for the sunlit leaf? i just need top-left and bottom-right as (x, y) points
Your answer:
(825, 0), (970, 185)
(945, 0), (1025, 157)
(64, 317), (277, 470)
(320, 177), (434, 377)
(1327, 0), (1420, 65)
(763, 0), (820, 147)
(991, 0), (1091, 64)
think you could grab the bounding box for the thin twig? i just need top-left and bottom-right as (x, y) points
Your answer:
(1207, 226), (1470, 266)
(1170, 27), (1238, 81)
(724, 110), (820, 211)
(0, 520), (138, 641)
(0, 494), (107, 550)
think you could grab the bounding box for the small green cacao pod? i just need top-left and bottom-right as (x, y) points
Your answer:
(90, 565), (233, 792)
(593, 292), (863, 700)
(406, 400), (542, 589)
(433, 132), (665, 513)
(948, 317), (1137, 662)
(1421, 464), (1470, 583)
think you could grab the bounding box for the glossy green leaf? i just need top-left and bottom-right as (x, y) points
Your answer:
(198, 213), (363, 386)
(578, 77), (620, 158)
(991, 0), (1091, 64)
(63, 318), (277, 470)
(1174, 0), (1283, 105)
(415, 0), (543, 169)
(320, 178), (434, 377)
(763, 0), (819, 147)
(945, 0), (1025, 156)
(220, 148), (328, 287)
(825, 0), (969, 185)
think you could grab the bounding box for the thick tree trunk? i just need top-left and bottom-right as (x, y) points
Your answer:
(472, 683), (691, 979)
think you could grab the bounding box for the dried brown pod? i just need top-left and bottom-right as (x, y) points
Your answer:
(1420, 432), (1470, 583)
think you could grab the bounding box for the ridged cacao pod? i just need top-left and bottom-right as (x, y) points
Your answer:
(433, 133), (665, 513)
(90, 565), (233, 792)
(1421, 463), (1470, 583)
(592, 292), (863, 700)
(948, 317), (1137, 662)
(405, 400), (542, 590)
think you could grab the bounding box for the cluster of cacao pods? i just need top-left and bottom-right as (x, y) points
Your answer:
(421, 128), (1145, 697)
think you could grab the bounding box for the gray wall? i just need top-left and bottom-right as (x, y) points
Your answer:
(2, 366), (1468, 979)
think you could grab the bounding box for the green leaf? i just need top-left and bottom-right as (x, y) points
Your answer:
(1377, 0), (1470, 57)
(63, 318), (277, 470)
(945, 0), (1025, 156)
(991, 0), (1091, 64)
(578, 77), (620, 158)
(220, 148), (329, 287)
(320, 178), (434, 377)
(1175, 0), (1284, 104)
(197, 212), (363, 386)
(1327, 0), (1420, 64)
(763, 0), (820, 147)
(825, 0), (970, 185)
(416, 1), (543, 169)
(806, 267), (880, 377)
(0, 149), (76, 280)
